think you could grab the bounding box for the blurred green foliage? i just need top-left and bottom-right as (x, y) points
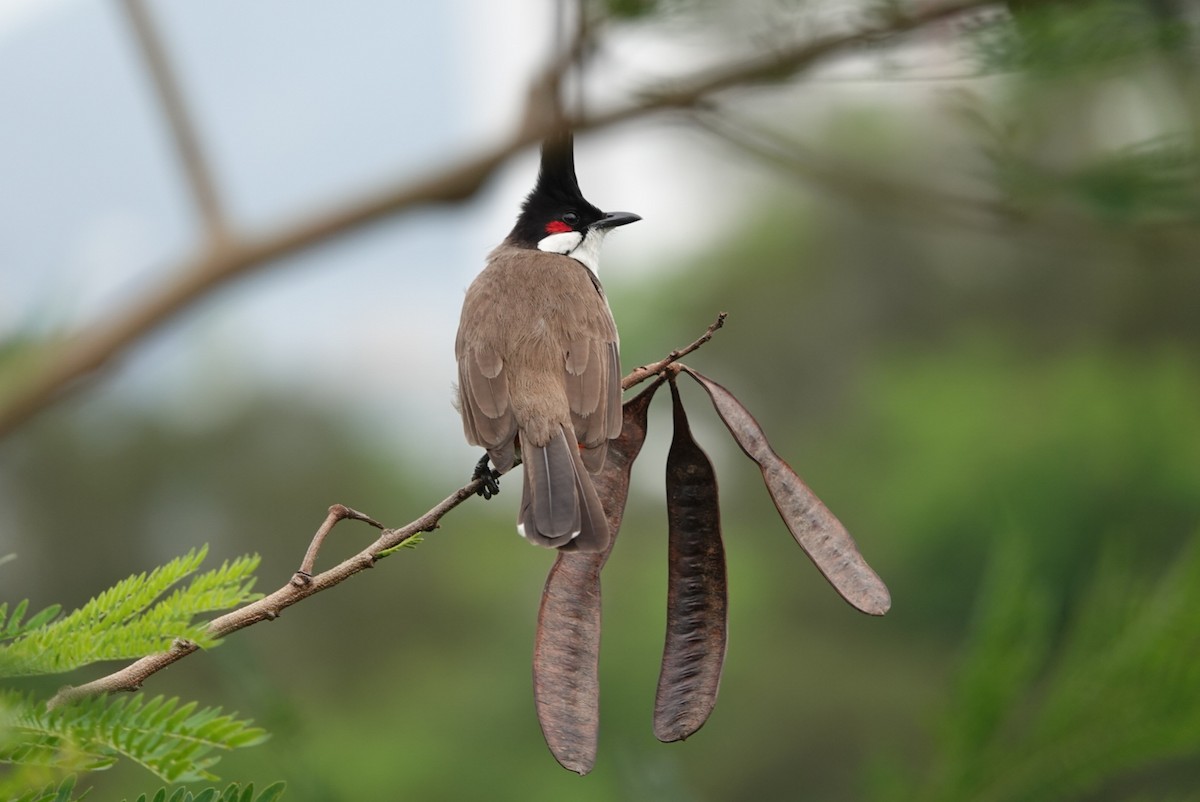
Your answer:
(875, 531), (1200, 802)
(7, 230), (1198, 800)
(976, 0), (1189, 76)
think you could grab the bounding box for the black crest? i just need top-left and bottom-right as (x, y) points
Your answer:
(535, 131), (584, 201)
(507, 131), (604, 247)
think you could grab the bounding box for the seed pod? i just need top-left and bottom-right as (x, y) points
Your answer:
(533, 379), (660, 774)
(680, 366), (890, 616)
(654, 379), (728, 743)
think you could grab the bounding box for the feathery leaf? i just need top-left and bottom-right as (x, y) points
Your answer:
(11, 694), (267, 784)
(5, 774), (89, 802)
(120, 783), (285, 802)
(0, 549), (260, 677)
(1, 601), (64, 643)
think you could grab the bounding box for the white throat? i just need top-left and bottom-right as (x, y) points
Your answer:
(537, 227), (608, 274)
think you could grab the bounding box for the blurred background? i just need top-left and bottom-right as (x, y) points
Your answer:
(3, 0), (1200, 799)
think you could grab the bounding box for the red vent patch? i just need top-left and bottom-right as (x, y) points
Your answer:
(545, 220), (573, 234)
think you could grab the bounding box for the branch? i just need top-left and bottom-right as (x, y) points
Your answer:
(118, 0), (228, 245)
(623, 312), (726, 391)
(520, 0), (593, 137)
(581, 0), (1002, 125)
(0, 0), (999, 440)
(0, 140), (525, 441)
(48, 492), (463, 709)
(46, 319), (725, 709)
(693, 110), (1014, 227)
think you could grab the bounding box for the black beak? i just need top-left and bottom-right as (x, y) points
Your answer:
(591, 211), (642, 231)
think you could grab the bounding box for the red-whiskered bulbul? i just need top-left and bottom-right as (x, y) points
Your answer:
(455, 132), (640, 552)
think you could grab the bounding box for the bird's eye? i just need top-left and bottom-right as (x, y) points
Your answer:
(562, 211), (579, 225)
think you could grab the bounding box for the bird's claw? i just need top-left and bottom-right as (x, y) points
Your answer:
(472, 454), (501, 499)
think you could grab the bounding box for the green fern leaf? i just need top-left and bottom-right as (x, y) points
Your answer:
(0, 692), (118, 774)
(0, 549), (207, 676)
(252, 782), (285, 802)
(13, 693), (267, 785)
(376, 532), (422, 558)
(0, 548), (261, 677)
(4, 773), (89, 802)
(119, 783), (284, 802)
(0, 600), (27, 634)
(1, 601), (63, 643)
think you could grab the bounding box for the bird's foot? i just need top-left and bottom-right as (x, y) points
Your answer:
(472, 454), (501, 499)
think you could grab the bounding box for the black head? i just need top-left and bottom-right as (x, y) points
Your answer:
(506, 132), (638, 248)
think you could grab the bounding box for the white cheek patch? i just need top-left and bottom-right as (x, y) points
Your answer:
(537, 228), (609, 275)
(568, 228), (608, 274)
(537, 230), (583, 255)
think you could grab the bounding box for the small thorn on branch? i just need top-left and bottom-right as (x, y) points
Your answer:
(298, 503), (383, 576)
(329, 504), (385, 529)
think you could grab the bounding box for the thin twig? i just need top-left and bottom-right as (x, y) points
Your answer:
(0, 0), (1000, 440)
(696, 105), (1200, 239)
(296, 504), (383, 578)
(623, 312), (726, 391)
(118, 0), (228, 245)
(45, 320), (726, 710)
(48, 479), (486, 709)
(693, 110), (1011, 230)
(586, 0), (1000, 119)
(521, 0), (592, 137)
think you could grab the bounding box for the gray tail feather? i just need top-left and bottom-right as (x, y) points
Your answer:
(565, 446), (609, 553)
(518, 425), (610, 552)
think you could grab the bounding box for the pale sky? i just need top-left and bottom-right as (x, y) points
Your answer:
(0, 1), (965, 481)
(0, 1), (757, 477)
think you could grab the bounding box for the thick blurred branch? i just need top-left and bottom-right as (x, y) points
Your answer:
(692, 110), (1011, 229)
(697, 106), (1200, 239)
(0, 0), (998, 439)
(46, 322), (726, 710)
(523, 0), (593, 134)
(593, 0), (1001, 114)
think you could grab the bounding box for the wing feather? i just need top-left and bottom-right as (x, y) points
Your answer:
(605, 341), (622, 438)
(460, 346), (517, 454)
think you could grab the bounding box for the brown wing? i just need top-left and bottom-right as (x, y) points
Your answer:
(457, 247), (621, 473)
(566, 273), (621, 473)
(456, 288), (519, 471)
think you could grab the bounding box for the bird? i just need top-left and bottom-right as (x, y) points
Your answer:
(455, 131), (640, 553)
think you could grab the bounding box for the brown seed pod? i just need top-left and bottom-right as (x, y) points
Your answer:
(654, 379), (728, 743)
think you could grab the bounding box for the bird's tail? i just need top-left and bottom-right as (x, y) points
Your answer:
(518, 425), (609, 552)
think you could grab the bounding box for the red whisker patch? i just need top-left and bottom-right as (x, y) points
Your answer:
(545, 220), (573, 234)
